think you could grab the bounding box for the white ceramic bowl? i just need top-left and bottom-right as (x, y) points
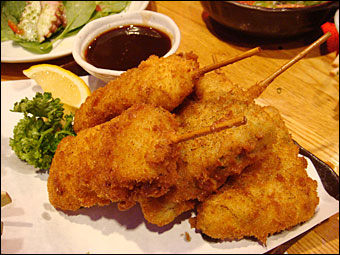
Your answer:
(72, 10), (181, 83)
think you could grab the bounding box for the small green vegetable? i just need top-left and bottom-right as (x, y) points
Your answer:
(9, 92), (76, 170)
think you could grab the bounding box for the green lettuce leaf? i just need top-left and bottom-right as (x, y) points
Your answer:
(90, 1), (129, 20)
(63, 1), (97, 32)
(1, 1), (26, 41)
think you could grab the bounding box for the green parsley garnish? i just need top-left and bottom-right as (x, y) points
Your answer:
(9, 92), (76, 170)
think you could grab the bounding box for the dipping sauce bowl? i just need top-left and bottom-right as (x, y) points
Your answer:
(72, 10), (181, 83)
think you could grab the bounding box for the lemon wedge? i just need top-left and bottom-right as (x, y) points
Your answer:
(23, 64), (91, 109)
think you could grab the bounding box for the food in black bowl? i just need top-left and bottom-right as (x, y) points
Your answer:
(200, 1), (339, 38)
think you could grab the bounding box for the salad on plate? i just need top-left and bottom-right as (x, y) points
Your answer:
(1, 1), (130, 54)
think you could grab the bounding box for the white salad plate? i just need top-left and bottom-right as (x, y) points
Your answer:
(1, 1), (149, 63)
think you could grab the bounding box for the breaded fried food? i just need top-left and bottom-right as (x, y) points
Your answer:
(138, 72), (278, 226)
(138, 191), (196, 227)
(192, 106), (319, 244)
(194, 70), (242, 101)
(48, 104), (180, 211)
(139, 101), (277, 226)
(73, 52), (199, 133)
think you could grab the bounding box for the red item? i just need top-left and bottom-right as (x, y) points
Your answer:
(321, 22), (339, 54)
(7, 20), (23, 34)
(96, 4), (102, 12)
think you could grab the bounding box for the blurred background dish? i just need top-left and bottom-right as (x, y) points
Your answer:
(200, 1), (339, 38)
(72, 10), (180, 83)
(1, 1), (150, 63)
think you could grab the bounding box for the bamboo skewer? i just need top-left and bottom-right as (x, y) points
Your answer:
(173, 33), (331, 144)
(172, 48), (260, 144)
(194, 47), (262, 78)
(246, 32), (332, 99)
(173, 33), (330, 145)
(172, 116), (247, 144)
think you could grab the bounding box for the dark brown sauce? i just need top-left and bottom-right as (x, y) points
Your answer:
(85, 24), (172, 71)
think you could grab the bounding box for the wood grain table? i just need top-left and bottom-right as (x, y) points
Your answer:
(1, 1), (339, 254)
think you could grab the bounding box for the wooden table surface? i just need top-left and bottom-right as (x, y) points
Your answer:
(1, 1), (339, 254)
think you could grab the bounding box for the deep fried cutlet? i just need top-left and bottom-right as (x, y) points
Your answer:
(73, 52), (199, 133)
(192, 106), (319, 244)
(138, 72), (278, 226)
(48, 104), (180, 211)
(194, 70), (246, 102)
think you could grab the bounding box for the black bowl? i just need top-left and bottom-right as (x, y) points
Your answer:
(200, 1), (339, 38)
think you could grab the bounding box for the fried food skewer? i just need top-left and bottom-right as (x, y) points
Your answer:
(49, 104), (179, 211)
(73, 48), (261, 132)
(138, 33), (329, 227)
(139, 97), (278, 226)
(189, 35), (329, 242)
(192, 107), (319, 244)
(48, 104), (246, 212)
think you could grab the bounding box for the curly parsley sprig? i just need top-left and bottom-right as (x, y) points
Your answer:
(9, 92), (76, 170)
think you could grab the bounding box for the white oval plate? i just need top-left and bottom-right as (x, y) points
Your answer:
(1, 1), (149, 63)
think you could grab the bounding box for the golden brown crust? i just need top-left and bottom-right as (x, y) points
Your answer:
(73, 53), (199, 132)
(139, 189), (196, 226)
(49, 65), (319, 243)
(137, 72), (278, 226)
(48, 104), (180, 211)
(193, 106), (319, 244)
